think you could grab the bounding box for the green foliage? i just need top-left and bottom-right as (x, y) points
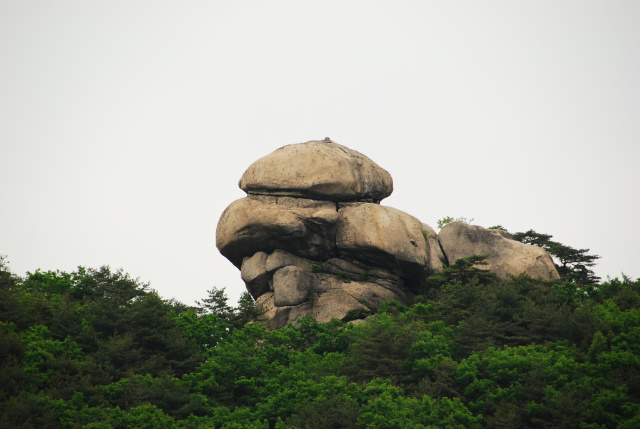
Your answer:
(488, 225), (507, 231)
(336, 270), (353, 281)
(358, 270), (373, 281)
(406, 321), (454, 378)
(512, 229), (601, 286)
(176, 289), (261, 350)
(1, 255), (639, 428)
(195, 286), (232, 316)
(437, 215), (474, 229)
(235, 291), (261, 327)
(427, 255), (497, 289)
(357, 378), (480, 429)
(311, 263), (325, 273)
(344, 309), (372, 322)
(173, 309), (231, 350)
(344, 313), (419, 387)
(21, 325), (84, 386)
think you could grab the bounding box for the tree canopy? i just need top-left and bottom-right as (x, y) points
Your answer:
(1, 235), (638, 428)
(512, 229), (601, 286)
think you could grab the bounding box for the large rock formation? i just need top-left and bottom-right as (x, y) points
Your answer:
(216, 139), (560, 328)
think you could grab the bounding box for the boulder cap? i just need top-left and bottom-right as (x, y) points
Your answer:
(238, 139), (393, 202)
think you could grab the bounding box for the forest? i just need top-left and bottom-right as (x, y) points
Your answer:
(1, 230), (639, 429)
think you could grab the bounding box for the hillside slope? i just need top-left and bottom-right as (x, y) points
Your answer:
(1, 255), (638, 428)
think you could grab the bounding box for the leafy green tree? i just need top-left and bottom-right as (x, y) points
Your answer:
(285, 391), (359, 429)
(437, 215), (474, 229)
(21, 325), (84, 388)
(195, 286), (233, 316)
(512, 229), (600, 286)
(234, 291), (261, 328)
(406, 321), (454, 379)
(3, 252), (640, 429)
(357, 379), (423, 429)
(427, 255), (497, 289)
(0, 321), (31, 399)
(187, 288), (260, 342)
(455, 344), (584, 428)
(344, 313), (419, 387)
(99, 403), (178, 429)
(294, 316), (350, 355)
(357, 378), (480, 429)
(173, 309), (231, 350)
(0, 392), (69, 429)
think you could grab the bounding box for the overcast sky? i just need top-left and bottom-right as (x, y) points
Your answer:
(1, 1), (638, 306)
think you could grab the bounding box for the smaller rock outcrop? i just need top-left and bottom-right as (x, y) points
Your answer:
(438, 222), (559, 281)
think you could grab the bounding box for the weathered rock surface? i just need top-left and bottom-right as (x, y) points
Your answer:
(216, 139), (562, 328)
(239, 140), (393, 202)
(257, 290), (367, 329)
(216, 195), (338, 268)
(273, 266), (315, 306)
(265, 250), (313, 273)
(438, 222), (560, 281)
(240, 251), (270, 299)
(336, 204), (430, 291)
(311, 290), (368, 323)
(240, 250), (409, 328)
(255, 272), (405, 329)
(422, 223), (447, 273)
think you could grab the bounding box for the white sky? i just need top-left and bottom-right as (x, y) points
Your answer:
(1, 1), (638, 306)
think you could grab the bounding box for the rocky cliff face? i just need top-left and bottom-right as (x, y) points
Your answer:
(216, 139), (559, 328)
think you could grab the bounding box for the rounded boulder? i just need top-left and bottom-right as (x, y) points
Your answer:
(238, 140), (393, 202)
(438, 222), (560, 281)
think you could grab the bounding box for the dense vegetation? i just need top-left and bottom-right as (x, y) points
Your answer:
(1, 242), (639, 428)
